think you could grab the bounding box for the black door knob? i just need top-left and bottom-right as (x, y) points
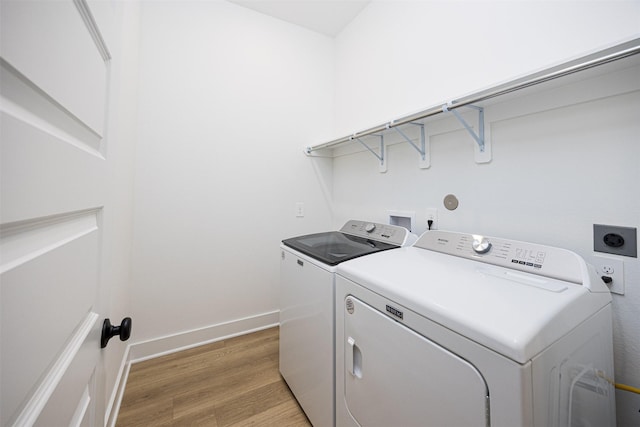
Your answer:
(101, 317), (132, 348)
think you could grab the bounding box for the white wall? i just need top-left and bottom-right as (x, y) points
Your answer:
(329, 1), (640, 423)
(334, 1), (640, 135)
(131, 1), (333, 342)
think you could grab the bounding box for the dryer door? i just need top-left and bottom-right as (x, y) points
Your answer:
(343, 295), (489, 427)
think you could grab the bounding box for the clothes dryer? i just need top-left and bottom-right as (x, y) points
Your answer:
(335, 230), (615, 427)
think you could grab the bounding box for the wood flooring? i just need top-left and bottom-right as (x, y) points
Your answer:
(116, 327), (311, 427)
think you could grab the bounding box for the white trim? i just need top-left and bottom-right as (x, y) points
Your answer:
(0, 209), (100, 274)
(0, 94), (104, 159)
(104, 346), (132, 427)
(0, 58), (104, 152)
(130, 310), (279, 363)
(69, 386), (91, 427)
(13, 312), (99, 427)
(104, 310), (279, 426)
(73, 0), (111, 61)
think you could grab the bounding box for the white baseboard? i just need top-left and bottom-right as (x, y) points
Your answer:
(104, 345), (131, 427)
(128, 310), (280, 363)
(104, 310), (280, 427)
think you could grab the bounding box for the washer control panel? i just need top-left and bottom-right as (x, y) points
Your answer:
(340, 220), (410, 246)
(415, 230), (586, 284)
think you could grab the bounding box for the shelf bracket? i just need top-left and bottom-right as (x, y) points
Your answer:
(443, 104), (484, 151)
(443, 104), (491, 163)
(354, 133), (387, 173)
(393, 123), (429, 169)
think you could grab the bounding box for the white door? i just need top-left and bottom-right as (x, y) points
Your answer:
(1, 1), (113, 425)
(342, 295), (489, 427)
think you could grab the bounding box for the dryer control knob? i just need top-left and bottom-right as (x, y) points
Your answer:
(472, 236), (492, 254)
(365, 223), (376, 233)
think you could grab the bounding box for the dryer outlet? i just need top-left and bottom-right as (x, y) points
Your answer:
(593, 255), (624, 295)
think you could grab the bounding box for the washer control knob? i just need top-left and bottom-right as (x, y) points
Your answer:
(472, 236), (492, 254)
(365, 223), (376, 233)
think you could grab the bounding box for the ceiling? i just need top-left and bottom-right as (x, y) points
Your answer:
(228, 0), (370, 37)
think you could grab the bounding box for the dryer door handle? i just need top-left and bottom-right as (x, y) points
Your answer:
(347, 337), (362, 379)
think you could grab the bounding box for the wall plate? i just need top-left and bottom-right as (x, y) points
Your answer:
(593, 255), (624, 295)
(593, 224), (637, 257)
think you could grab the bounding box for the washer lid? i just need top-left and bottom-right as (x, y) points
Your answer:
(282, 231), (398, 266)
(337, 246), (612, 364)
(282, 220), (412, 266)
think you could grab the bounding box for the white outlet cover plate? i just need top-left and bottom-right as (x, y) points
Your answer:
(593, 254), (624, 295)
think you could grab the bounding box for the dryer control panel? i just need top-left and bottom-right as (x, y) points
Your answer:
(415, 230), (599, 288)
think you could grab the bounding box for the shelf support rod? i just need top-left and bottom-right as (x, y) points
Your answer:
(443, 104), (485, 152)
(393, 123), (426, 160)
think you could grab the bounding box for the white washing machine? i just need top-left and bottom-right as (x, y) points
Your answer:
(335, 230), (616, 427)
(280, 220), (416, 427)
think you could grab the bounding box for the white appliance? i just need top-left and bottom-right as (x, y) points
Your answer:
(280, 220), (416, 427)
(335, 230), (615, 427)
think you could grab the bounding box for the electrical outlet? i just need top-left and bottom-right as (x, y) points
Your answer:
(593, 255), (624, 295)
(593, 224), (637, 257)
(295, 202), (304, 218)
(426, 208), (438, 230)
